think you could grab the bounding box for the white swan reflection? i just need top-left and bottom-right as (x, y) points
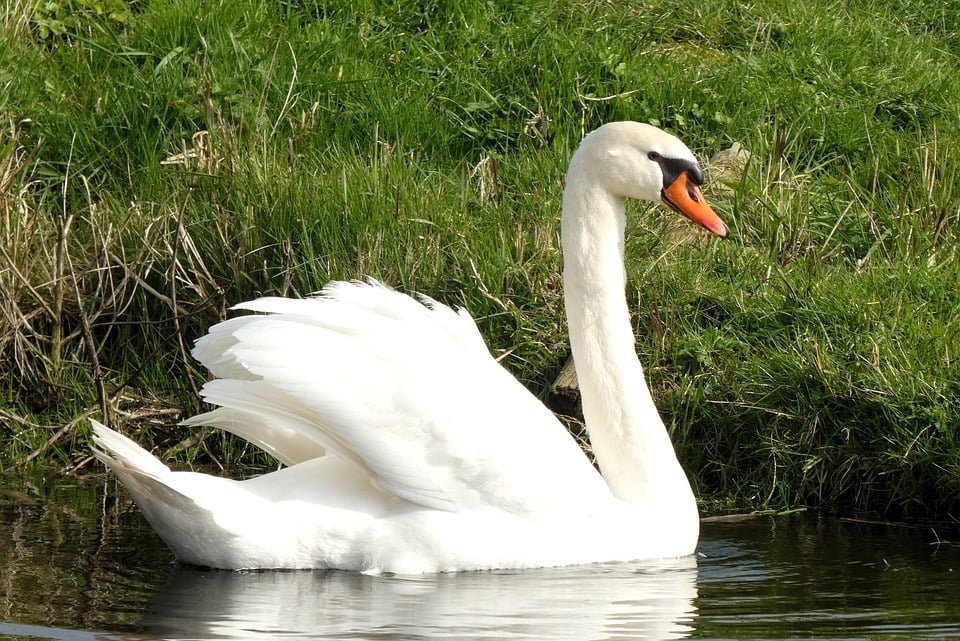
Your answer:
(138, 557), (697, 640)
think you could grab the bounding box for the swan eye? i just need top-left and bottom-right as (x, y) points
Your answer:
(650, 154), (704, 188)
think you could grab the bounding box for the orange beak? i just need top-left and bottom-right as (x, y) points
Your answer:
(662, 171), (728, 238)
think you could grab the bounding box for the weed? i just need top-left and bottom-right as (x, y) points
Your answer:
(0, 0), (957, 518)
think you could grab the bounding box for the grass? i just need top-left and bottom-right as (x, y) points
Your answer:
(0, 0), (957, 518)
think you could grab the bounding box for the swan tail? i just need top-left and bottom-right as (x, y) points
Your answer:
(90, 419), (171, 479)
(90, 420), (202, 524)
(91, 419), (271, 567)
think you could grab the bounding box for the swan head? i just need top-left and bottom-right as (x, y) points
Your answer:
(570, 122), (728, 237)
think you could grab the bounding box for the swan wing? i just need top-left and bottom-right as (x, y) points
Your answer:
(189, 279), (608, 513)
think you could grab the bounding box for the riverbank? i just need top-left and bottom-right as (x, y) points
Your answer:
(1, 0), (957, 518)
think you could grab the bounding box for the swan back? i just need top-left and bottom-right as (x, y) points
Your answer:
(190, 279), (611, 514)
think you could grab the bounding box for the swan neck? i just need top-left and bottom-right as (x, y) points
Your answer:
(561, 173), (693, 509)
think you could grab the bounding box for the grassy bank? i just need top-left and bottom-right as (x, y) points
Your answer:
(1, 0), (957, 518)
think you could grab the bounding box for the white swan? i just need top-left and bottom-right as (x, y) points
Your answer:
(92, 121), (728, 574)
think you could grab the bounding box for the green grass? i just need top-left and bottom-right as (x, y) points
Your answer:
(0, 0), (958, 518)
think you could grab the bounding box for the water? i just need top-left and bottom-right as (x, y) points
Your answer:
(1, 474), (958, 640)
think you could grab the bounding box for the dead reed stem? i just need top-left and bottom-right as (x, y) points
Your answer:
(0, 123), (230, 469)
(170, 189), (202, 410)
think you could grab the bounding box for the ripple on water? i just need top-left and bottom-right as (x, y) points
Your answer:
(2, 475), (959, 640)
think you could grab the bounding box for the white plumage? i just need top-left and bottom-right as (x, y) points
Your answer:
(92, 121), (727, 573)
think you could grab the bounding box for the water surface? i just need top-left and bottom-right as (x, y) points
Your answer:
(1, 473), (957, 640)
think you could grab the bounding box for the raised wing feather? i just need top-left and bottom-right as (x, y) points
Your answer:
(189, 279), (608, 514)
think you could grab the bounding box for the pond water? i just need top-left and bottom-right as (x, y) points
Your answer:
(1, 473), (958, 640)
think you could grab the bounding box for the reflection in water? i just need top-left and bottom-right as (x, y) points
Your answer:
(2, 474), (960, 640)
(142, 559), (697, 640)
(0, 474), (172, 634)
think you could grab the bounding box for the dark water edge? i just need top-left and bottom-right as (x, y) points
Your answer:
(0, 472), (173, 636)
(2, 471), (959, 640)
(696, 515), (960, 639)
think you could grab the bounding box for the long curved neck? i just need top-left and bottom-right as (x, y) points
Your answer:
(561, 171), (694, 508)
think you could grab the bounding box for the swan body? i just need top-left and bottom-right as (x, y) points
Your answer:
(92, 121), (727, 573)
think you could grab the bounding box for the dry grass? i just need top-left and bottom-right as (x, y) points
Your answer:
(0, 122), (230, 469)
